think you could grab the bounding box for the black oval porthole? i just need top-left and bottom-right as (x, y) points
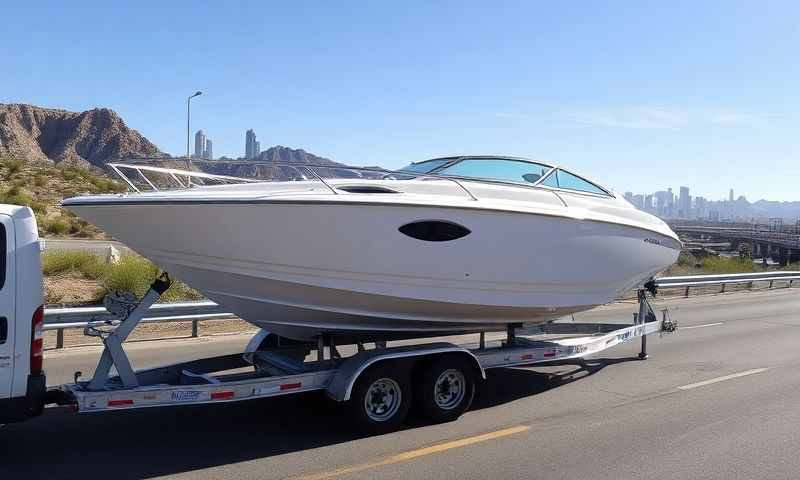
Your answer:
(398, 220), (471, 242)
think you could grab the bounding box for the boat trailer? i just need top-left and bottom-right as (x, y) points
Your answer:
(51, 274), (676, 433)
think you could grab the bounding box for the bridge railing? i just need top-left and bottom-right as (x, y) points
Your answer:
(43, 271), (800, 349)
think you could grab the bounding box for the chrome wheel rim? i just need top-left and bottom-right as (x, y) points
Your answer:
(364, 378), (402, 422)
(434, 369), (466, 410)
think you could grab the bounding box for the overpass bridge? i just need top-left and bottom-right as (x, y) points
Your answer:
(672, 225), (800, 265)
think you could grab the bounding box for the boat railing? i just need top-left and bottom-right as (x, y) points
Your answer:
(108, 161), (480, 201)
(108, 163), (261, 193)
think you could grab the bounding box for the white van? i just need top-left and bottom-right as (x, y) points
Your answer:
(0, 204), (46, 424)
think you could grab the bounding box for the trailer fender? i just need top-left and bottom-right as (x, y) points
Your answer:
(244, 329), (272, 353)
(326, 342), (485, 402)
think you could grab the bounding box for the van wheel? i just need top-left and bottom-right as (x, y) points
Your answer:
(417, 356), (475, 423)
(348, 363), (411, 434)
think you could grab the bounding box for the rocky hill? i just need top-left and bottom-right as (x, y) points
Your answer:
(0, 103), (164, 167)
(147, 145), (348, 180)
(253, 145), (340, 166)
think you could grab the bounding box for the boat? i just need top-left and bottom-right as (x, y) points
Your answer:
(62, 156), (681, 342)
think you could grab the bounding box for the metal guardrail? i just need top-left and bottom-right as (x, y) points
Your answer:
(655, 271), (800, 297)
(42, 271), (800, 349)
(44, 301), (236, 349)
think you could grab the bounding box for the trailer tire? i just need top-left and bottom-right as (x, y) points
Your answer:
(417, 355), (475, 423)
(348, 363), (412, 434)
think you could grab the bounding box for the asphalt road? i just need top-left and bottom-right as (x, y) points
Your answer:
(2, 288), (800, 480)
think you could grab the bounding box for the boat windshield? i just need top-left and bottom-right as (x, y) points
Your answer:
(398, 158), (455, 174)
(436, 158), (552, 185)
(539, 169), (609, 195)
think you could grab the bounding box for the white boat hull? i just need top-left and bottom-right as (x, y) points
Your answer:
(65, 200), (680, 341)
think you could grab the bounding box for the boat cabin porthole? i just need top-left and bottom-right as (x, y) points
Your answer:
(398, 221), (471, 242)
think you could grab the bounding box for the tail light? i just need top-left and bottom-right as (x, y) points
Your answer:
(30, 305), (44, 375)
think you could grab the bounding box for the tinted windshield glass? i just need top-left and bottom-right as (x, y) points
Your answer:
(438, 158), (551, 184)
(398, 159), (453, 174)
(540, 169), (608, 195)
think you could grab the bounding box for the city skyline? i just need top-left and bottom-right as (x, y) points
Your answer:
(624, 184), (799, 222)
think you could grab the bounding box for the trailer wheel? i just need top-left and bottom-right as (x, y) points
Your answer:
(417, 356), (475, 423)
(348, 363), (412, 434)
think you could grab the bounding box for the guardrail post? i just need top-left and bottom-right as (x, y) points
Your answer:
(748, 281), (753, 290)
(191, 319), (199, 338)
(720, 284), (726, 293)
(769, 280), (774, 289)
(56, 328), (64, 349)
(684, 286), (690, 297)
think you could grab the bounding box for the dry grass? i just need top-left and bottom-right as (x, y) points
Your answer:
(42, 250), (203, 304)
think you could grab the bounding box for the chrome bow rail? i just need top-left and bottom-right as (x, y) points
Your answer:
(108, 163), (261, 193)
(108, 161), (484, 201)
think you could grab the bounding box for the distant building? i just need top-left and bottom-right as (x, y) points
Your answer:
(624, 192), (634, 203)
(694, 196), (708, 219)
(644, 194), (654, 212)
(679, 186), (690, 218)
(729, 188), (734, 202)
(194, 130), (206, 158)
(632, 194), (645, 210)
(245, 129), (260, 159)
(204, 139), (213, 160)
(654, 190), (674, 218)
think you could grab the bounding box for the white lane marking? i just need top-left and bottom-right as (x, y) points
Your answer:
(680, 322), (723, 330)
(678, 368), (769, 391)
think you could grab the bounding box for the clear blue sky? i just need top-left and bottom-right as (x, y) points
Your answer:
(2, 1), (799, 201)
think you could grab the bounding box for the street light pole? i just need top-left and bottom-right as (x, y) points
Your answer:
(186, 91), (202, 159)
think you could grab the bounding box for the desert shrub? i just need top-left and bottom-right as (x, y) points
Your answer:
(33, 175), (47, 187)
(68, 217), (90, 234)
(100, 256), (159, 298)
(100, 256), (203, 302)
(88, 175), (126, 193)
(3, 158), (23, 179)
(43, 216), (69, 235)
(58, 165), (89, 181)
(41, 250), (100, 276)
(0, 185), (34, 207)
(29, 201), (47, 215)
